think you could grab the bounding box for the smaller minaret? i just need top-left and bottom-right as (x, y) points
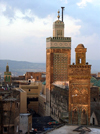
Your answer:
(68, 44), (91, 125)
(4, 63), (11, 83)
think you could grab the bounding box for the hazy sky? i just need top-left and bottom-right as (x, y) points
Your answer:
(0, 0), (100, 63)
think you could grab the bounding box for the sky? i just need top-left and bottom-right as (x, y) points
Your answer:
(0, 0), (100, 63)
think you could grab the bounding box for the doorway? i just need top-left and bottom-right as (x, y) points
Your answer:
(93, 117), (95, 125)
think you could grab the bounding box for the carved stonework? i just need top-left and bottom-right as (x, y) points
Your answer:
(53, 53), (68, 81)
(68, 44), (91, 125)
(46, 42), (71, 49)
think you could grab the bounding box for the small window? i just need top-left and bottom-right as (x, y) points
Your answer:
(79, 58), (81, 64)
(29, 89), (30, 91)
(37, 76), (39, 80)
(93, 98), (96, 102)
(4, 127), (7, 132)
(17, 102), (19, 108)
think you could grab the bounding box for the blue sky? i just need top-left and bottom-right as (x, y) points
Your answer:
(0, 0), (100, 63)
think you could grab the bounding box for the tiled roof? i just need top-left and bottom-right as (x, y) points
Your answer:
(91, 77), (100, 87)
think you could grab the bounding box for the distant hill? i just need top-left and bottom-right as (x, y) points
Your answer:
(0, 59), (99, 76)
(0, 60), (46, 76)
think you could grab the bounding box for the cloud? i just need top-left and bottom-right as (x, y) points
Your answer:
(0, 4), (82, 62)
(71, 33), (100, 60)
(77, 0), (93, 8)
(0, 0), (100, 62)
(64, 15), (81, 36)
(0, 0), (60, 19)
(60, 0), (68, 4)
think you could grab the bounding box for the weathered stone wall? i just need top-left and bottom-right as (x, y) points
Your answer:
(50, 86), (69, 122)
(0, 90), (20, 134)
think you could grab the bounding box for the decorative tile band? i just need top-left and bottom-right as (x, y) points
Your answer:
(46, 42), (71, 49)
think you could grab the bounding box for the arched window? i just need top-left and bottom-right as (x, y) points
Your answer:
(81, 109), (87, 125)
(5, 76), (8, 82)
(8, 76), (10, 82)
(79, 58), (81, 63)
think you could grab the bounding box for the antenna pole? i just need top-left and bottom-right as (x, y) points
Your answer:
(61, 7), (65, 22)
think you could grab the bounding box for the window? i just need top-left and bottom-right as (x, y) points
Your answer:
(37, 76), (39, 80)
(79, 58), (81, 64)
(29, 89), (30, 91)
(93, 98), (96, 102)
(17, 102), (19, 108)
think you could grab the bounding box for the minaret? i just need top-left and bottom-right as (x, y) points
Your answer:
(4, 63), (11, 84)
(68, 44), (91, 125)
(46, 9), (71, 115)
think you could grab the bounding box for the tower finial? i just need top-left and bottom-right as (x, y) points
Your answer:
(57, 10), (60, 20)
(61, 7), (65, 22)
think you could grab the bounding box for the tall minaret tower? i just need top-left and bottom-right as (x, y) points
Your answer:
(46, 8), (71, 115)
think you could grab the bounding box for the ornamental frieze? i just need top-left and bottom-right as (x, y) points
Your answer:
(68, 68), (90, 76)
(46, 42), (71, 49)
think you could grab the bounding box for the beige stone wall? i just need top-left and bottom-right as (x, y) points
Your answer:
(20, 90), (27, 113)
(38, 94), (46, 116)
(28, 101), (39, 113)
(19, 83), (42, 113)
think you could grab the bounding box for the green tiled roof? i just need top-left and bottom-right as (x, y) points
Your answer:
(42, 81), (46, 85)
(90, 77), (100, 87)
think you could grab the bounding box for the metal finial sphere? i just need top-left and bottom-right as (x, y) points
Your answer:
(57, 10), (60, 20)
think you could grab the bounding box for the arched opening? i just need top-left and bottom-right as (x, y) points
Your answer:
(79, 58), (81, 63)
(8, 76), (10, 82)
(81, 109), (87, 125)
(72, 108), (78, 124)
(5, 76), (8, 82)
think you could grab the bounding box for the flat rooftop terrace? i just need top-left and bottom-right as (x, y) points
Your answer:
(47, 125), (100, 134)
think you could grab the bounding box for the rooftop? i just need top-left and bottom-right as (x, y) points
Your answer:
(47, 125), (100, 134)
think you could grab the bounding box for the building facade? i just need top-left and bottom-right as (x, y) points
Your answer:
(19, 82), (42, 113)
(68, 44), (91, 125)
(0, 89), (20, 134)
(25, 72), (46, 82)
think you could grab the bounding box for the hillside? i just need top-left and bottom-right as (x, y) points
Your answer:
(0, 59), (99, 76)
(0, 60), (46, 76)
